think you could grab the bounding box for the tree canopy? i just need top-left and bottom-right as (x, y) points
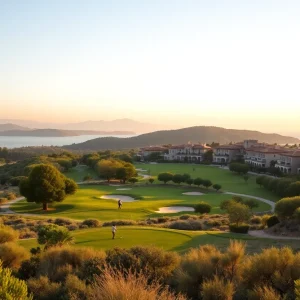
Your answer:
(19, 164), (77, 211)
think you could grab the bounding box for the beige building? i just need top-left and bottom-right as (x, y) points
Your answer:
(213, 144), (244, 164)
(164, 144), (211, 162)
(138, 146), (168, 161)
(275, 150), (300, 174)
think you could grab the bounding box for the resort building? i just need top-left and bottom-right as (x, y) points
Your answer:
(137, 146), (168, 161)
(275, 150), (300, 174)
(163, 143), (212, 162)
(212, 144), (244, 164)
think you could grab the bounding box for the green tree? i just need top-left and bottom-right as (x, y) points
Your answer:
(157, 172), (173, 184)
(227, 202), (251, 226)
(95, 159), (122, 182)
(182, 173), (191, 182)
(0, 260), (32, 300)
(275, 196), (300, 219)
(128, 177), (138, 184)
(19, 164), (77, 211)
(186, 178), (194, 186)
(212, 183), (222, 192)
(202, 179), (213, 189)
(148, 178), (154, 184)
(37, 224), (75, 249)
(193, 177), (203, 187)
(286, 181), (300, 197)
(243, 175), (249, 183)
(256, 175), (265, 188)
(202, 150), (213, 163)
(195, 202), (212, 214)
(172, 174), (184, 185)
(243, 199), (259, 211)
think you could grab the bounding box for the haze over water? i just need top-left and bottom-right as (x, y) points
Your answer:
(0, 135), (134, 149)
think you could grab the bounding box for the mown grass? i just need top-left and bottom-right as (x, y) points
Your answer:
(18, 226), (300, 254)
(135, 163), (279, 201)
(64, 165), (98, 182)
(11, 185), (271, 221)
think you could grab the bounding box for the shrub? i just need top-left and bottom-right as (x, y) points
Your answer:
(9, 176), (28, 186)
(229, 162), (249, 175)
(157, 172), (174, 184)
(186, 178), (194, 186)
(148, 178), (154, 184)
(64, 274), (92, 299)
(0, 260), (32, 300)
(172, 174), (184, 185)
(82, 219), (101, 228)
(39, 246), (106, 282)
(193, 177), (203, 187)
(102, 220), (137, 226)
(202, 179), (213, 189)
(276, 179), (293, 197)
(67, 224), (79, 231)
(201, 275), (235, 300)
(91, 268), (186, 300)
(294, 207), (300, 221)
(128, 177), (138, 184)
(248, 285), (281, 300)
(275, 196), (300, 219)
(227, 202), (251, 226)
(4, 192), (17, 200)
(0, 226), (19, 243)
(54, 218), (73, 226)
(0, 242), (29, 269)
(256, 175), (265, 187)
(195, 202), (212, 214)
(243, 199), (259, 210)
(250, 216), (262, 224)
(266, 215), (280, 228)
(27, 276), (62, 300)
(286, 181), (300, 197)
(18, 256), (40, 280)
(0, 197), (7, 204)
(166, 220), (202, 230)
(212, 183), (222, 191)
(220, 199), (235, 211)
(229, 223), (250, 233)
(79, 256), (106, 283)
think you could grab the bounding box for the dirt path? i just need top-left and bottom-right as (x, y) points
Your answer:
(224, 192), (275, 212)
(0, 197), (25, 214)
(249, 230), (300, 240)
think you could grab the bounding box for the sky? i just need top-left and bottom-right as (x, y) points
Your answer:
(1, 0), (300, 135)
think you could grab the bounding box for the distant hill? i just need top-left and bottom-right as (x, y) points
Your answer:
(0, 123), (30, 131)
(0, 129), (134, 137)
(64, 126), (300, 150)
(0, 118), (165, 133)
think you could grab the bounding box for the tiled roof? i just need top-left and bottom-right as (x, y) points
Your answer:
(192, 144), (211, 149)
(281, 150), (300, 157)
(216, 144), (243, 150)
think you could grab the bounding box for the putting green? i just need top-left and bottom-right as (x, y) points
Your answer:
(18, 227), (300, 254)
(11, 185), (271, 221)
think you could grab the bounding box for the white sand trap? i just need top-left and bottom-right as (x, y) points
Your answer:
(101, 195), (136, 202)
(156, 206), (195, 213)
(182, 192), (204, 196)
(109, 184), (122, 187)
(116, 188), (132, 191)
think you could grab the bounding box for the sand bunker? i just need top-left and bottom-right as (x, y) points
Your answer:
(136, 168), (147, 172)
(101, 195), (136, 202)
(109, 184), (122, 187)
(182, 192), (204, 196)
(156, 206), (195, 213)
(116, 188), (132, 191)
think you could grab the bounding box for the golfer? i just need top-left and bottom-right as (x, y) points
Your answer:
(112, 224), (117, 239)
(118, 199), (122, 209)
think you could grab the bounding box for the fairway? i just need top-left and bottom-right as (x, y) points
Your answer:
(11, 185), (271, 221)
(135, 163), (279, 201)
(18, 227), (300, 254)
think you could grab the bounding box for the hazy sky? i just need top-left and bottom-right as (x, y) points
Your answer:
(1, 0), (300, 134)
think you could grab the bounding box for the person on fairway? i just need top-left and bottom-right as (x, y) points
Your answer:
(112, 224), (117, 239)
(118, 199), (122, 209)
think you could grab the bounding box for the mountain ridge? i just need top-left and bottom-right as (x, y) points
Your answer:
(64, 126), (300, 150)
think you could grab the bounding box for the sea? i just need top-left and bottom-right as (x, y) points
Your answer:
(0, 135), (134, 149)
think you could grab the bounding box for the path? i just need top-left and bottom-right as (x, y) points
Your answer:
(249, 230), (300, 240)
(0, 197), (25, 214)
(224, 192), (275, 212)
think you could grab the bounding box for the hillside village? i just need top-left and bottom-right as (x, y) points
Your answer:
(138, 139), (300, 174)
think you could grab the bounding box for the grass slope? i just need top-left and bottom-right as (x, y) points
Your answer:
(135, 163), (279, 201)
(19, 227), (300, 254)
(12, 185), (271, 221)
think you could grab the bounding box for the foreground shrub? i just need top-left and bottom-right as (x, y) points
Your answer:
(82, 219), (101, 228)
(0, 260), (32, 300)
(250, 216), (262, 224)
(229, 223), (250, 234)
(106, 246), (180, 282)
(248, 285), (281, 300)
(27, 276), (62, 300)
(64, 274), (92, 300)
(0, 242), (29, 269)
(0, 197), (7, 204)
(0, 225), (19, 243)
(201, 275), (234, 300)
(195, 202), (212, 214)
(91, 268), (186, 300)
(266, 215), (280, 228)
(275, 196), (300, 219)
(39, 246), (106, 282)
(54, 218), (73, 226)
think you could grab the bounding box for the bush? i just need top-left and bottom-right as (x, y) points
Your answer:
(202, 179), (213, 189)
(148, 178), (154, 184)
(186, 178), (194, 185)
(229, 162), (249, 175)
(229, 223), (250, 233)
(193, 177), (203, 187)
(27, 276), (62, 300)
(294, 207), (300, 221)
(0, 242), (29, 269)
(102, 220), (137, 226)
(250, 216), (262, 224)
(166, 220), (202, 230)
(54, 218), (73, 226)
(275, 196), (300, 219)
(195, 202), (212, 214)
(227, 202), (251, 226)
(0, 197), (7, 204)
(286, 181), (300, 197)
(91, 268), (186, 300)
(201, 275), (235, 300)
(266, 215), (280, 228)
(248, 285), (281, 300)
(0, 260), (32, 300)
(82, 219), (101, 228)
(157, 172), (174, 184)
(212, 183), (222, 191)
(172, 174), (184, 185)
(4, 192), (17, 200)
(256, 175), (265, 187)
(0, 226), (19, 243)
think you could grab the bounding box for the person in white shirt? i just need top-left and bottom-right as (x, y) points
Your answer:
(112, 224), (117, 239)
